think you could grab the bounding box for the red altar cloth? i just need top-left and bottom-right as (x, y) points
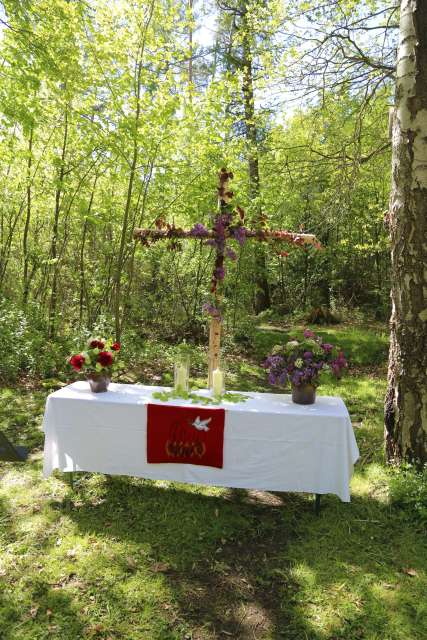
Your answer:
(147, 404), (225, 468)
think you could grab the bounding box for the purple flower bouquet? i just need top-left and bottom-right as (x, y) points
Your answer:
(262, 329), (348, 404)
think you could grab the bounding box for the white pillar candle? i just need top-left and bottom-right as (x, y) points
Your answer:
(212, 368), (223, 396)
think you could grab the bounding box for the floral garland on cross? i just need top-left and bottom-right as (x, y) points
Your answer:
(134, 168), (320, 321)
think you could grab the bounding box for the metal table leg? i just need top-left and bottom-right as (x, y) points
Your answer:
(314, 493), (321, 515)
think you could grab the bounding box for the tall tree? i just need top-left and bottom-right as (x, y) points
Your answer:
(385, 0), (427, 465)
(216, 0), (275, 312)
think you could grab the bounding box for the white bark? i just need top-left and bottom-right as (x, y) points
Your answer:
(385, 0), (427, 465)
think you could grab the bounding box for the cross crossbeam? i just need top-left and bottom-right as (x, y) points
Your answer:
(134, 169), (320, 386)
(134, 227), (319, 246)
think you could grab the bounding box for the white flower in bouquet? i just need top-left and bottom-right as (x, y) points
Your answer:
(295, 358), (304, 368)
(285, 340), (299, 351)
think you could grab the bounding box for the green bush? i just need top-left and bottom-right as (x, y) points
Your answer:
(389, 464), (427, 528)
(0, 298), (70, 381)
(230, 317), (258, 349)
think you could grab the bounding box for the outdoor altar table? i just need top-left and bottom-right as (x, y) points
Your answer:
(42, 382), (359, 503)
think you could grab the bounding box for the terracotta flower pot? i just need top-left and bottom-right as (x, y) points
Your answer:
(87, 374), (110, 393)
(292, 383), (316, 405)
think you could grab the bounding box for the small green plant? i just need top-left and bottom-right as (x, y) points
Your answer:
(152, 389), (248, 405)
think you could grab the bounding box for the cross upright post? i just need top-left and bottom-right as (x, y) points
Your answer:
(134, 169), (320, 387)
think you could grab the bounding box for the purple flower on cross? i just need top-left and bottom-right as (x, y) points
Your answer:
(232, 225), (247, 246)
(189, 223), (209, 238)
(226, 247), (237, 261)
(202, 302), (221, 319)
(214, 266), (225, 280)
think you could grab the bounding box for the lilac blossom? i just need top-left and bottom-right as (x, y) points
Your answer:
(226, 247), (237, 261)
(202, 302), (221, 319)
(321, 343), (333, 353)
(263, 330), (348, 388)
(215, 266), (225, 280)
(190, 223), (209, 238)
(232, 225), (247, 246)
(304, 329), (315, 338)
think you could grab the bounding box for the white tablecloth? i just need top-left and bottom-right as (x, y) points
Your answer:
(42, 382), (359, 501)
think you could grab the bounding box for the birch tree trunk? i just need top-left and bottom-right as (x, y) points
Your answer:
(385, 0), (427, 465)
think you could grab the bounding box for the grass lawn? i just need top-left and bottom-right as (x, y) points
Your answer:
(1, 323), (426, 640)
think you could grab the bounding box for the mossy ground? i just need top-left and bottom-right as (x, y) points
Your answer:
(1, 323), (426, 639)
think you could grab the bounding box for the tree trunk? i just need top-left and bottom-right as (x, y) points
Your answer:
(385, 0), (427, 465)
(22, 126), (33, 305)
(114, 1), (154, 340)
(188, 0), (193, 92)
(79, 176), (97, 326)
(241, 8), (270, 314)
(114, 96), (140, 341)
(48, 107), (68, 340)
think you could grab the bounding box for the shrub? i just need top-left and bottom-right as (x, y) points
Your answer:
(0, 298), (71, 381)
(389, 464), (427, 529)
(231, 317), (258, 349)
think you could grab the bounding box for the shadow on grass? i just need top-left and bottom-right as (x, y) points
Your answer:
(49, 476), (426, 640)
(0, 489), (87, 640)
(0, 388), (45, 452)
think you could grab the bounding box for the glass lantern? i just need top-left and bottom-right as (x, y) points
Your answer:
(174, 342), (192, 394)
(174, 359), (190, 394)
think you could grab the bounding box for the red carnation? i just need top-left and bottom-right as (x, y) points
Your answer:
(98, 351), (113, 367)
(111, 342), (121, 352)
(70, 354), (85, 371)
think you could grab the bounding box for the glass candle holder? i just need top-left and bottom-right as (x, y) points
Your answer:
(174, 358), (190, 394)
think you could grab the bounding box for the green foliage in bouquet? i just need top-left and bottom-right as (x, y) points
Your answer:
(263, 329), (348, 388)
(68, 338), (123, 376)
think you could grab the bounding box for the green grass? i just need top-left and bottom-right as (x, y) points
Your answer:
(1, 323), (426, 640)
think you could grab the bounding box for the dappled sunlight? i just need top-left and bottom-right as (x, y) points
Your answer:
(285, 530), (427, 639)
(2, 319), (426, 639)
(1, 459), (427, 639)
(290, 561), (317, 588)
(351, 463), (390, 501)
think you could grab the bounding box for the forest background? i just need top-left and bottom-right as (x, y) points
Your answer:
(0, 0), (396, 381)
(2, 4), (427, 638)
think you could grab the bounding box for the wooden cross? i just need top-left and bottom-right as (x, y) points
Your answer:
(134, 169), (320, 386)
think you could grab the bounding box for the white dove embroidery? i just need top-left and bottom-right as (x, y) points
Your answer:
(192, 416), (211, 432)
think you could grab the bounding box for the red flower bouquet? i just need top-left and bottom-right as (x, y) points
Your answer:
(68, 338), (122, 392)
